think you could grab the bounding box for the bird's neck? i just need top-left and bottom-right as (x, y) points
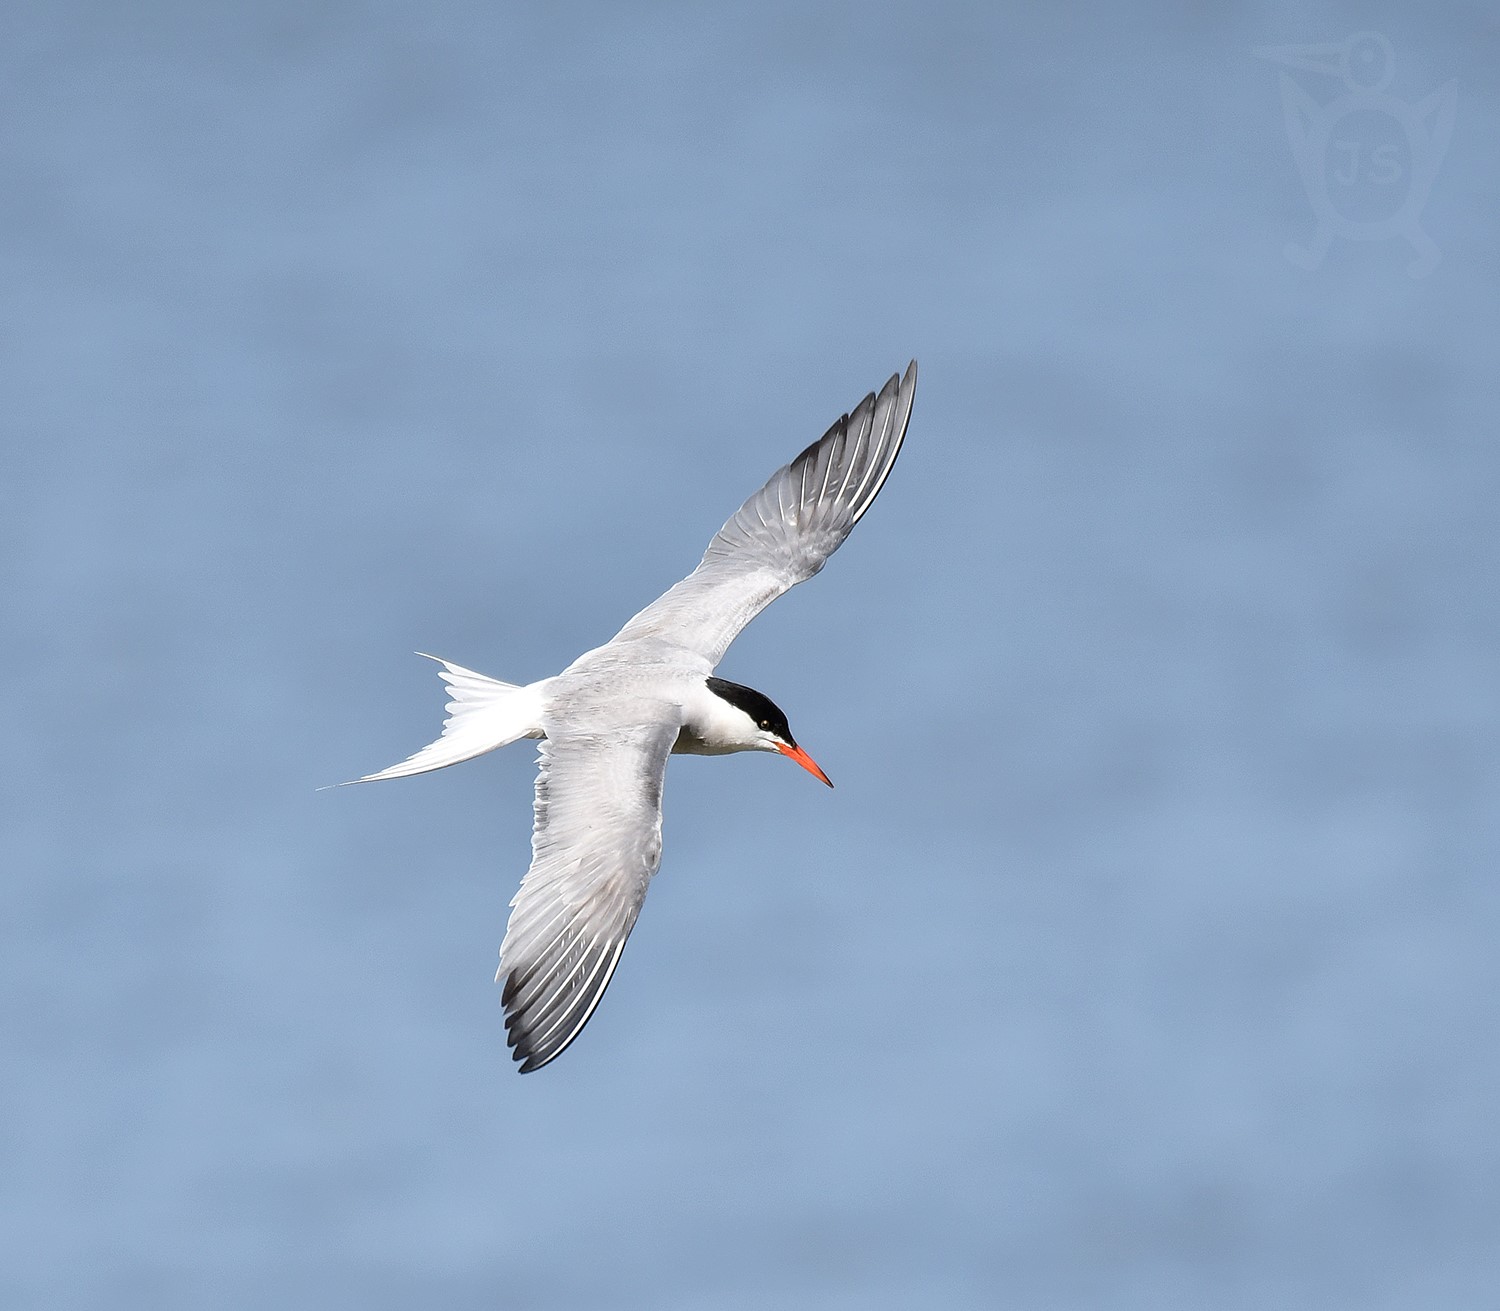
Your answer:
(674, 680), (764, 756)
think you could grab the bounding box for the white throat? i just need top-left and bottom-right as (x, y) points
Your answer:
(674, 681), (776, 756)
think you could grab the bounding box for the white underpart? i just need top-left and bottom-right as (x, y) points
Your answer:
(347, 363), (917, 1071)
(674, 679), (780, 755)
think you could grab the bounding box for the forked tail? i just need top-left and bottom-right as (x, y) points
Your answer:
(344, 655), (546, 784)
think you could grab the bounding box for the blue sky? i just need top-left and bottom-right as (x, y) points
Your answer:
(4, 3), (1499, 1307)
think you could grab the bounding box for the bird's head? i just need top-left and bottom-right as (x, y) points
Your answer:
(704, 677), (833, 786)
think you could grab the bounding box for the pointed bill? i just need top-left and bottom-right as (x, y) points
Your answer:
(777, 741), (833, 788)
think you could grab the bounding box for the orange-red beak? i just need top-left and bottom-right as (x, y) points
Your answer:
(776, 741), (834, 787)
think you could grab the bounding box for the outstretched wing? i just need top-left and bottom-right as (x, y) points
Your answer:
(613, 361), (916, 666)
(497, 715), (677, 1072)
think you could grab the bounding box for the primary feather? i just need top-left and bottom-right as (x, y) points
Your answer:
(351, 363), (917, 1071)
(613, 361), (916, 665)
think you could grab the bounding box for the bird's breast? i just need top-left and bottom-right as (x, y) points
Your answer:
(672, 723), (733, 756)
(671, 724), (710, 755)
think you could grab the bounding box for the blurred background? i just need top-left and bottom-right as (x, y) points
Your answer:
(4, 2), (1498, 1307)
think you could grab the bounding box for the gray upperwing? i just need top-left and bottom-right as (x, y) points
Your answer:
(497, 714), (679, 1072)
(612, 361), (917, 666)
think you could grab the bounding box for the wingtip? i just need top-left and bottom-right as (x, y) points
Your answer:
(881, 359), (917, 404)
(505, 1013), (560, 1074)
(501, 967), (556, 1073)
(514, 1048), (549, 1074)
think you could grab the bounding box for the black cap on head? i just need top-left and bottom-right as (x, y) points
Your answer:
(706, 677), (795, 745)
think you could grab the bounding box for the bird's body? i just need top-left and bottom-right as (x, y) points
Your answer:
(350, 362), (917, 1070)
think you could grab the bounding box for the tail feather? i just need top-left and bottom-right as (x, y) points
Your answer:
(344, 654), (545, 784)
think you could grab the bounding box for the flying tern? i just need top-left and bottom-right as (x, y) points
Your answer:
(349, 362), (917, 1071)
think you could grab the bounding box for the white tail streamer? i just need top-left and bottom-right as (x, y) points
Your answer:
(343, 655), (546, 784)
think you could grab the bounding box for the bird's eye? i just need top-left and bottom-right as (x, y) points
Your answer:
(759, 719), (770, 729)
